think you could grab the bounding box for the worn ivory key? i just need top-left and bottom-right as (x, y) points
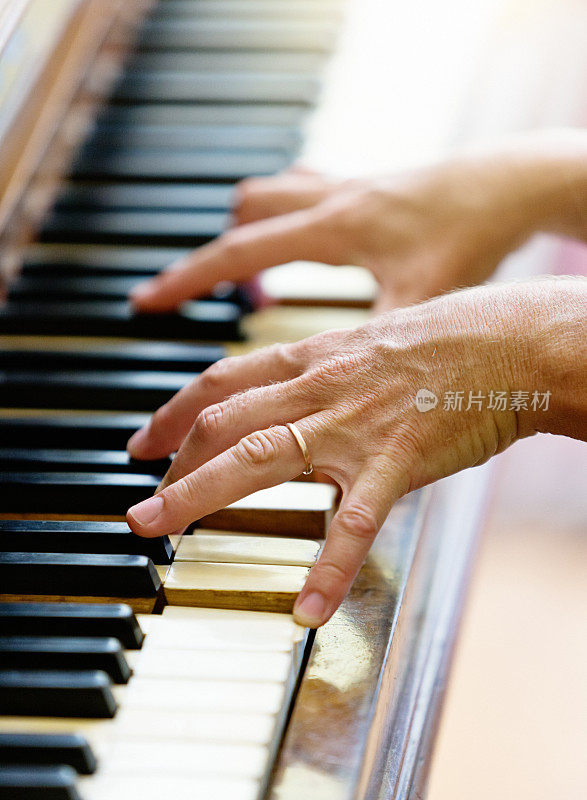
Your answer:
(163, 561), (308, 612)
(175, 529), (321, 566)
(199, 481), (337, 538)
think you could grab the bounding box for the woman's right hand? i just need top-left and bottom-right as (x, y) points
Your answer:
(130, 130), (587, 314)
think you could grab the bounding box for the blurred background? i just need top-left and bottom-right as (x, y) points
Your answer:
(302, 0), (587, 798)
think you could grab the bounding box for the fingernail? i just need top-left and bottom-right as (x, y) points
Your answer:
(128, 494), (164, 526)
(293, 592), (326, 627)
(127, 425), (149, 455)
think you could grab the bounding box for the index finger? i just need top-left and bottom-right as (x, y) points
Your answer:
(130, 206), (340, 312)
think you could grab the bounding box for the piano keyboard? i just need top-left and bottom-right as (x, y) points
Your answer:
(0, 1), (347, 797)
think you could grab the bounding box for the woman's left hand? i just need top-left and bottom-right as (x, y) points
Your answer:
(125, 280), (568, 627)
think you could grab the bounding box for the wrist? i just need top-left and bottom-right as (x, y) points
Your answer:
(507, 277), (587, 440)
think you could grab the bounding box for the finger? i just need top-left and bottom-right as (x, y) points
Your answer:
(158, 376), (320, 490)
(126, 423), (312, 537)
(234, 172), (336, 225)
(130, 206), (341, 312)
(293, 466), (406, 628)
(127, 343), (305, 460)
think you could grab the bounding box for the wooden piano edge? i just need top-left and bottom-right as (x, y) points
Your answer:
(268, 462), (495, 800)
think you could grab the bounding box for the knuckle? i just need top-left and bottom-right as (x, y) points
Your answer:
(312, 558), (353, 586)
(166, 475), (196, 508)
(336, 504), (379, 542)
(269, 342), (302, 375)
(198, 358), (234, 394)
(192, 403), (227, 441)
(234, 430), (279, 468)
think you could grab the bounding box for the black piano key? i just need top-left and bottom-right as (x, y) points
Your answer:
(0, 670), (117, 718)
(0, 733), (97, 775)
(136, 18), (337, 52)
(0, 765), (81, 799)
(0, 300), (244, 341)
(0, 370), (193, 411)
(111, 71), (319, 104)
(0, 448), (168, 475)
(0, 341), (223, 371)
(21, 247), (186, 278)
(98, 102), (308, 127)
(70, 148), (289, 182)
(9, 275), (145, 300)
(0, 519), (173, 564)
(55, 181), (235, 211)
(86, 123), (301, 154)
(40, 209), (228, 246)
(0, 553), (161, 597)
(0, 414), (149, 450)
(0, 603), (144, 649)
(127, 49), (326, 74)
(0, 637), (131, 684)
(148, 0), (342, 23)
(13, 269), (255, 310)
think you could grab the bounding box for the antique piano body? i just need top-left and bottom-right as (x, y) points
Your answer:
(0, 2), (493, 798)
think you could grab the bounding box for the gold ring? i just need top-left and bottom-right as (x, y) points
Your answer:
(286, 422), (313, 475)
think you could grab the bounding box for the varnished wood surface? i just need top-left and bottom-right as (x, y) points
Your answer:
(0, 0), (148, 276)
(267, 466), (493, 800)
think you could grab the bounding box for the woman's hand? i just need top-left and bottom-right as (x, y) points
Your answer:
(125, 278), (585, 627)
(129, 130), (587, 314)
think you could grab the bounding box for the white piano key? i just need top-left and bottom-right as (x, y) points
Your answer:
(115, 677), (287, 714)
(95, 740), (267, 778)
(81, 774), (260, 800)
(147, 606), (305, 651)
(0, 708), (278, 746)
(131, 647), (294, 683)
(175, 529), (321, 567)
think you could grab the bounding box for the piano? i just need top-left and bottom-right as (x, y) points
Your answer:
(0, 2), (493, 798)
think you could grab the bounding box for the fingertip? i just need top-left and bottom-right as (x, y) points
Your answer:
(127, 426), (149, 458)
(129, 280), (156, 309)
(293, 590), (328, 629)
(126, 494), (165, 537)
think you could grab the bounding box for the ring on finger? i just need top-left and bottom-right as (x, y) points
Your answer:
(286, 422), (313, 475)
